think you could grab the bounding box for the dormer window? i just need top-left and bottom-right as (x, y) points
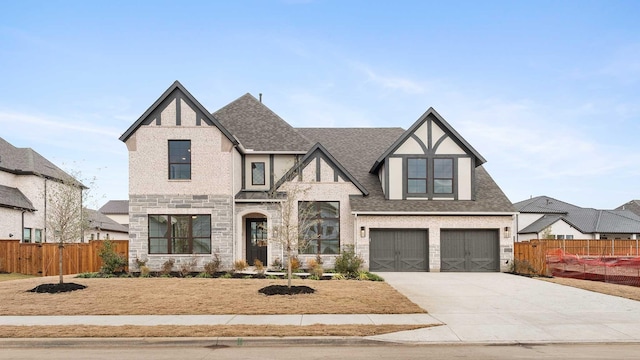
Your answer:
(407, 158), (427, 194)
(434, 158), (453, 194)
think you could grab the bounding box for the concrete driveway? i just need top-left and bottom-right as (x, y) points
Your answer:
(370, 272), (640, 344)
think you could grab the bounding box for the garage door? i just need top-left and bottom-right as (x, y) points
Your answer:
(440, 229), (499, 272)
(370, 229), (428, 272)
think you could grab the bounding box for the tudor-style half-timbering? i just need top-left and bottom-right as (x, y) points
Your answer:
(371, 108), (485, 201)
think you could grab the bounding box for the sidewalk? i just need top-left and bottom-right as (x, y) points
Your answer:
(0, 313), (440, 327)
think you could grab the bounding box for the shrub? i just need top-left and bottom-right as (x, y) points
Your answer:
(77, 272), (100, 278)
(98, 240), (127, 275)
(204, 253), (222, 276)
(254, 259), (265, 274)
(179, 257), (198, 277)
(271, 257), (283, 270)
(364, 272), (384, 281)
(334, 245), (364, 278)
(289, 255), (301, 272)
(140, 265), (151, 277)
(332, 273), (346, 280)
(196, 272), (211, 278)
(160, 258), (175, 276)
(134, 257), (148, 271)
(221, 272), (232, 279)
(233, 259), (249, 272)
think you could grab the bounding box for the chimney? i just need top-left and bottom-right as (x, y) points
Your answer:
(259, 93), (262, 103)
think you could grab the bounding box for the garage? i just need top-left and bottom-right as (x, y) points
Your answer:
(440, 229), (499, 272)
(369, 229), (429, 272)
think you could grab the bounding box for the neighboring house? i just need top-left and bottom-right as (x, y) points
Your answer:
(99, 200), (129, 227)
(515, 196), (640, 241)
(120, 81), (516, 272)
(616, 200), (640, 218)
(85, 208), (129, 241)
(0, 137), (85, 243)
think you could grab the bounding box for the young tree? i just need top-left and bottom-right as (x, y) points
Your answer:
(46, 170), (92, 284)
(269, 185), (318, 288)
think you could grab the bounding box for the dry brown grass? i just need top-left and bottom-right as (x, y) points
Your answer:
(540, 277), (640, 302)
(0, 273), (35, 282)
(0, 324), (434, 338)
(0, 276), (425, 315)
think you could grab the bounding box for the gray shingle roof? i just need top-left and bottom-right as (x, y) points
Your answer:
(85, 209), (128, 233)
(616, 200), (640, 217)
(515, 196), (640, 234)
(0, 137), (79, 185)
(99, 200), (129, 215)
(214, 94), (312, 152)
(297, 128), (515, 213)
(0, 184), (35, 211)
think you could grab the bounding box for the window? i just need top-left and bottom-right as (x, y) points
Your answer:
(566, 235), (574, 239)
(90, 234), (95, 241)
(148, 215), (211, 254)
(34, 229), (42, 243)
(556, 235), (565, 240)
(433, 158), (453, 194)
(168, 140), (191, 179)
(23, 228), (32, 243)
(407, 158), (427, 194)
(251, 162), (265, 185)
(299, 201), (340, 255)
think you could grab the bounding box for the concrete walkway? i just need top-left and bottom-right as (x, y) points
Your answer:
(0, 313), (438, 326)
(369, 272), (640, 344)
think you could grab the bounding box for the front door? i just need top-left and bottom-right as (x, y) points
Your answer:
(246, 218), (267, 266)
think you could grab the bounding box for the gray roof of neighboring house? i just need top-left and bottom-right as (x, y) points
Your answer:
(0, 137), (81, 186)
(297, 128), (515, 213)
(616, 200), (640, 217)
(0, 184), (36, 212)
(214, 94), (312, 152)
(99, 200), (129, 215)
(515, 196), (640, 234)
(85, 209), (128, 233)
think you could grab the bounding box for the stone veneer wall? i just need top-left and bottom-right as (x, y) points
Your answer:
(128, 194), (233, 272)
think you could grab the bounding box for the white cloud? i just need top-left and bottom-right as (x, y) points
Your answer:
(351, 62), (427, 94)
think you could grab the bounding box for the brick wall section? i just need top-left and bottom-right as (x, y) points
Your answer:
(128, 194), (233, 271)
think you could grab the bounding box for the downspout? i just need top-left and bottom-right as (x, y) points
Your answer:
(21, 210), (26, 243)
(232, 144), (237, 263)
(44, 178), (47, 243)
(80, 188), (84, 243)
(353, 213), (358, 255)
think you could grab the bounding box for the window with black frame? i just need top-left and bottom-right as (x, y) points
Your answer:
(168, 140), (191, 179)
(299, 201), (340, 255)
(148, 215), (211, 254)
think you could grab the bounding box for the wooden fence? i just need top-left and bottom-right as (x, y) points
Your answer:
(0, 240), (128, 276)
(514, 239), (640, 276)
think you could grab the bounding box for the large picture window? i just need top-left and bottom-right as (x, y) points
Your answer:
(168, 140), (191, 179)
(407, 158), (427, 194)
(148, 215), (211, 254)
(433, 158), (453, 194)
(251, 162), (265, 185)
(299, 201), (340, 254)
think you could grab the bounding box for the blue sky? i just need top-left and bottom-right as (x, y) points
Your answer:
(1, 0), (638, 209)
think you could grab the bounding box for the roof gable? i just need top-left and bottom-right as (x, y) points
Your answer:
(214, 93), (311, 152)
(370, 107), (486, 173)
(119, 81), (238, 145)
(274, 142), (368, 195)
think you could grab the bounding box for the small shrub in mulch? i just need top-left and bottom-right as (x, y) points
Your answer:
(258, 285), (315, 296)
(27, 283), (87, 294)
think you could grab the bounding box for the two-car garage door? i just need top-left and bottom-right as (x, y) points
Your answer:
(369, 228), (499, 272)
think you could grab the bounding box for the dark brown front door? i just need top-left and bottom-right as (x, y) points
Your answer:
(246, 218), (267, 266)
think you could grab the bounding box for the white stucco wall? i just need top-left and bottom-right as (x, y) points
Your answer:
(244, 154), (270, 191)
(0, 207), (22, 240)
(105, 214), (129, 225)
(388, 158), (403, 200)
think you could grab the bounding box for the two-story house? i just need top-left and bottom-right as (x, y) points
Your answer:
(0, 137), (84, 243)
(120, 81), (516, 272)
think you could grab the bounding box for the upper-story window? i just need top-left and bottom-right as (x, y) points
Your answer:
(407, 158), (427, 194)
(251, 162), (265, 185)
(168, 140), (191, 179)
(433, 158), (453, 194)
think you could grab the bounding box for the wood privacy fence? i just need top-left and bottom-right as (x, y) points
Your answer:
(0, 240), (128, 276)
(514, 239), (640, 276)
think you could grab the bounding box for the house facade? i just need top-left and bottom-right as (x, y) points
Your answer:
(515, 196), (640, 241)
(120, 81), (516, 272)
(0, 138), (84, 243)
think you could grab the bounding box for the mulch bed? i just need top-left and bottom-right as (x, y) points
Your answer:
(27, 283), (87, 294)
(258, 285), (315, 296)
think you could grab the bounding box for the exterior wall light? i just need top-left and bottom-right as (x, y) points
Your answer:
(360, 226), (366, 238)
(504, 227), (511, 238)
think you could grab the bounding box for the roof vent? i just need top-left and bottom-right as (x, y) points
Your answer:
(259, 93), (262, 103)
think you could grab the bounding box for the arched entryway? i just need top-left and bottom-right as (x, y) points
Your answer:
(245, 215), (268, 266)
